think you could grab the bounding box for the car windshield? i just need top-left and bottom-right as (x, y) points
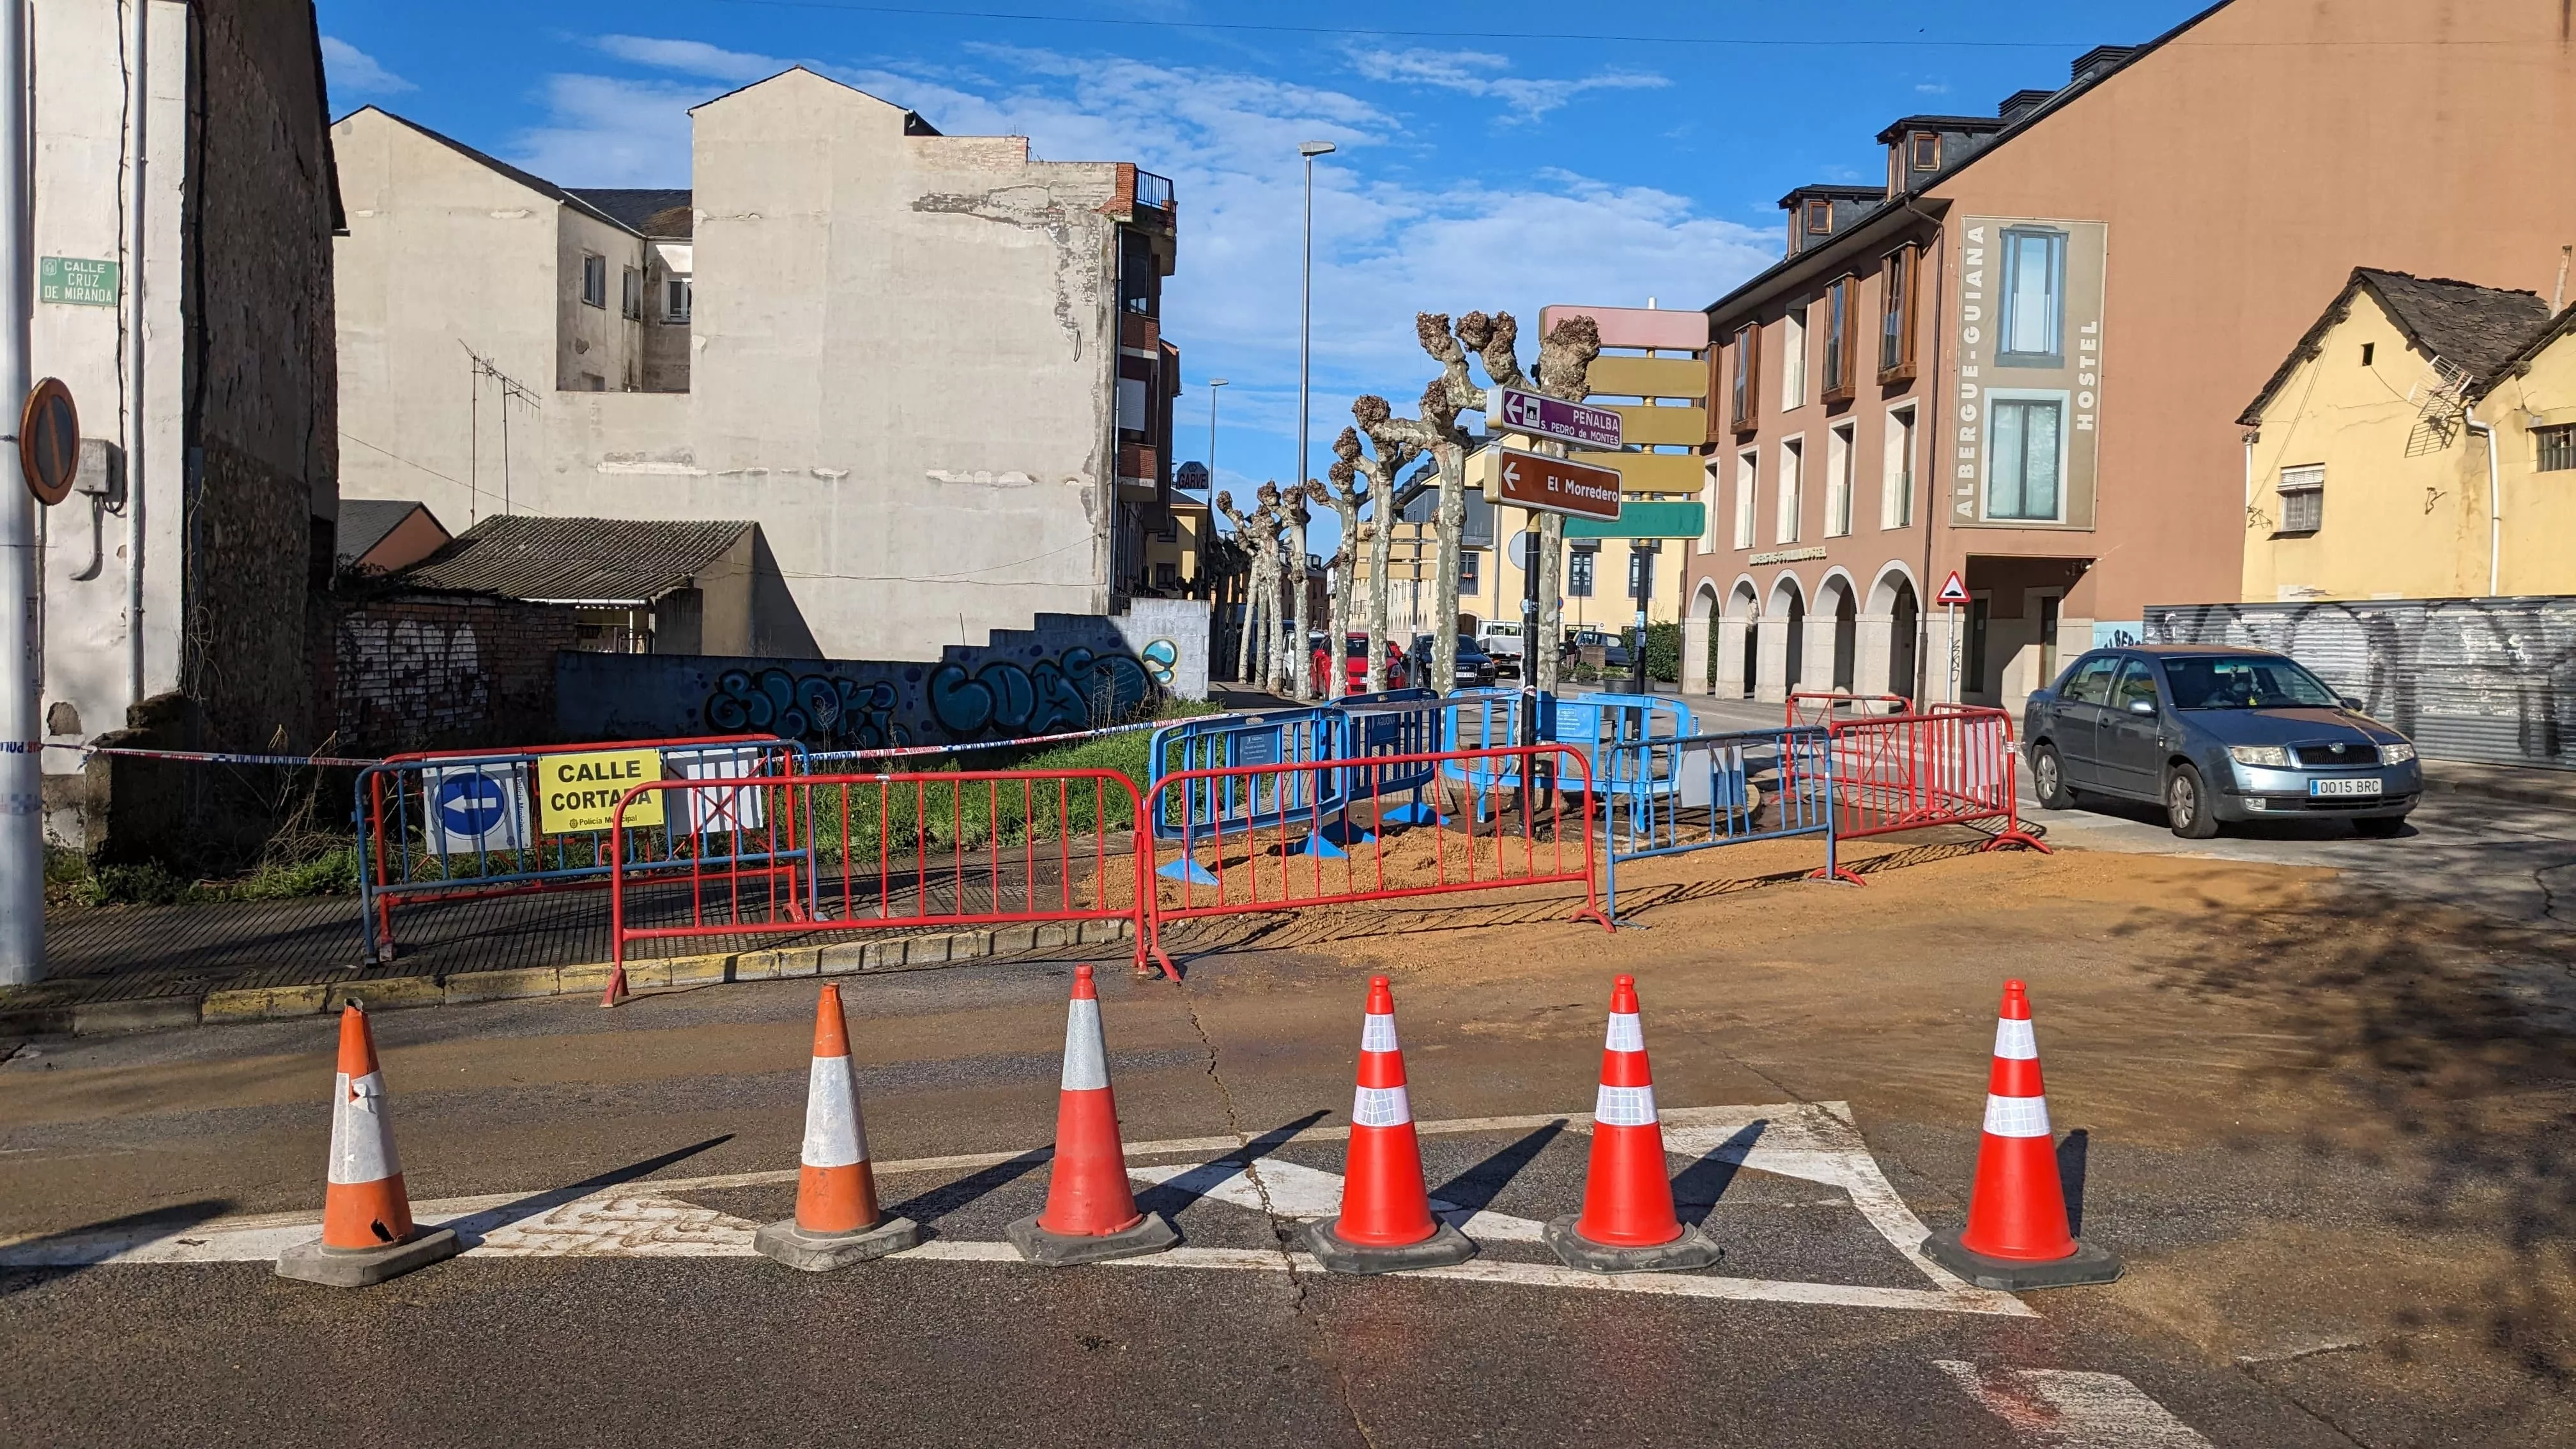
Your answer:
(2159, 656), (2342, 710)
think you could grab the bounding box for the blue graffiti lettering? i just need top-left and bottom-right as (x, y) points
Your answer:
(705, 669), (907, 749)
(924, 648), (1160, 742)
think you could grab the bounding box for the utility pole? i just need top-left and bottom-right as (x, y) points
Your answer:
(1296, 141), (1333, 505)
(1, 1), (43, 985)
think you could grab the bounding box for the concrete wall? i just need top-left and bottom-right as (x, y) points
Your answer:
(335, 68), (1137, 667)
(555, 604), (1204, 749)
(34, 0), (188, 762)
(555, 206), (645, 390)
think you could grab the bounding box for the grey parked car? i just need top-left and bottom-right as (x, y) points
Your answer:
(2022, 646), (2421, 839)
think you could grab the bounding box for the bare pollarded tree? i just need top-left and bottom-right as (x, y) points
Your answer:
(1344, 399), (1430, 691)
(1216, 487), (1284, 689)
(1277, 480), (1316, 700)
(1392, 309), (1603, 696)
(1312, 442), (1374, 697)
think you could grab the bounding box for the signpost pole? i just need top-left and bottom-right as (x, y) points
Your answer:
(1630, 539), (1653, 696)
(0, 0), (40, 985)
(1519, 518), (1540, 747)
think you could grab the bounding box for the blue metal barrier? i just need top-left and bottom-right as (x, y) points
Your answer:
(1330, 687), (1445, 831)
(1437, 689), (1557, 814)
(1554, 693), (1697, 810)
(1598, 724), (1855, 921)
(1144, 707), (1346, 884)
(355, 734), (811, 963)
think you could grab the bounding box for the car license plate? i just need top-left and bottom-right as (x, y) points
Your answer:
(2310, 777), (2382, 798)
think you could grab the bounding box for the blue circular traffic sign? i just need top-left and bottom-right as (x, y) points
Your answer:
(436, 772), (510, 839)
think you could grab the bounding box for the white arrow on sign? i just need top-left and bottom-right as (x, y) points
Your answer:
(1504, 458), (1521, 490)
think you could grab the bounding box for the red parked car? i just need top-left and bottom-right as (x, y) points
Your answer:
(1310, 633), (1408, 696)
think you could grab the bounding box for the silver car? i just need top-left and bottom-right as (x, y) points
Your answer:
(2022, 646), (2422, 839)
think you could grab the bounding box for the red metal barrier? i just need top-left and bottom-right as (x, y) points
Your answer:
(1787, 691), (1913, 729)
(1820, 707), (2049, 852)
(1138, 743), (1613, 976)
(609, 769), (1156, 977)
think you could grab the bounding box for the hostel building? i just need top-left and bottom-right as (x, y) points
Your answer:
(1680, 0), (2576, 709)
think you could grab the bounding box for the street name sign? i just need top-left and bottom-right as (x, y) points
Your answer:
(1475, 445), (1623, 521)
(1565, 501), (1706, 539)
(1485, 386), (1621, 449)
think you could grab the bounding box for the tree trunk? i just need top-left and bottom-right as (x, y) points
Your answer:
(1365, 473), (1395, 693)
(1285, 502), (1314, 702)
(1536, 512), (1565, 698)
(1430, 440), (1466, 693)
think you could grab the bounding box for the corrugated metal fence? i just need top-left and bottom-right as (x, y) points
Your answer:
(2145, 597), (2575, 770)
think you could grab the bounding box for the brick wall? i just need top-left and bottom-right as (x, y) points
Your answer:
(333, 593), (575, 755)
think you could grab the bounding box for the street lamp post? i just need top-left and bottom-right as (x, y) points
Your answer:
(1207, 377), (1227, 489)
(1296, 141), (1334, 496)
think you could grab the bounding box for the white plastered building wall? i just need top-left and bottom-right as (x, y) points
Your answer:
(34, 1), (188, 813)
(334, 68), (1127, 663)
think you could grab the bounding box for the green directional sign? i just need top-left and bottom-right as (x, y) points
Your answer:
(1565, 501), (1706, 539)
(39, 257), (119, 307)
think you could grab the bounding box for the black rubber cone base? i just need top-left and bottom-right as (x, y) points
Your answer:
(1543, 1215), (1722, 1275)
(1303, 1216), (1477, 1275)
(1922, 1227), (2123, 1291)
(274, 1227), (461, 1287)
(754, 1215), (920, 1271)
(1005, 1211), (1179, 1266)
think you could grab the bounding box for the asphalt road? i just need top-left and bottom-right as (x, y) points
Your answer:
(7, 815), (2573, 1448)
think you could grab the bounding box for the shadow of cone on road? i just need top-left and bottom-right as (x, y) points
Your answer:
(1921, 979), (2122, 1290)
(1006, 965), (1179, 1266)
(1305, 976), (1477, 1273)
(1545, 975), (1723, 1274)
(275, 1002), (462, 1287)
(755, 984), (920, 1270)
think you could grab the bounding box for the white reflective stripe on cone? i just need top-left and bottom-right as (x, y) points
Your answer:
(1360, 1013), (1399, 1054)
(1595, 1084), (1657, 1128)
(1352, 1084), (1412, 1128)
(1604, 1013), (1644, 1053)
(327, 1071), (401, 1185)
(1992, 1018), (2037, 1061)
(1982, 1092), (2053, 1138)
(1060, 997), (1109, 1092)
(802, 1054), (868, 1169)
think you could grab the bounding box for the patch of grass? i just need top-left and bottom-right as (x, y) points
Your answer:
(44, 844), (360, 908)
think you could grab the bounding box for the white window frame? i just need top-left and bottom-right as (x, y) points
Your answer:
(1781, 304), (1809, 410)
(1697, 459), (1719, 555)
(1733, 449), (1758, 549)
(1981, 389), (2069, 523)
(581, 252), (607, 309)
(620, 265), (642, 320)
(1777, 436), (1804, 544)
(1882, 402), (1917, 528)
(2276, 463), (2324, 533)
(663, 275), (692, 324)
(1825, 423), (1856, 537)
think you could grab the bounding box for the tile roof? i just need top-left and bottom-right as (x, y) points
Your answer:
(2238, 268), (2556, 424)
(336, 498), (432, 566)
(397, 515), (752, 604)
(565, 188), (694, 237)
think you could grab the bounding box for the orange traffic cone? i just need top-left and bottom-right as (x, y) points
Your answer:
(1545, 975), (1721, 1273)
(1304, 976), (1476, 1273)
(1921, 980), (2120, 1289)
(275, 1003), (462, 1287)
(755, 985), (920, 1270)
(1006, 965), (1179, 1265)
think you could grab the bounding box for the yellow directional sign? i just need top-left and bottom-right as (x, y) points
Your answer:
(537, 748), (664, 834)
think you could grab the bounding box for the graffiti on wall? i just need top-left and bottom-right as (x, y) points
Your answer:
(555, 604), (1211, 751)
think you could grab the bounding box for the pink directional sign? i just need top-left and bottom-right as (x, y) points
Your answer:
(1487, 387), (1623, 449)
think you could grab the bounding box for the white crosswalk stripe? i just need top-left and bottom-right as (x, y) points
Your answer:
(1935, 1361), (2212, 1446)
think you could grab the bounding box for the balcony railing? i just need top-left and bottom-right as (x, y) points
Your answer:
(1133, 169), (1174, 211)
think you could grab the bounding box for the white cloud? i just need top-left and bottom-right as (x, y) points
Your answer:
(506, 75), (701, 186)
(1915, 82), (1952, 95)
(322, 36), (414, 96)
(496, 40), (1772, 477)
(595, 34), (785, 84)
(1342, 47), (1667, 125)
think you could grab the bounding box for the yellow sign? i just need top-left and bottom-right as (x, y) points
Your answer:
(537, 749), (664, 833)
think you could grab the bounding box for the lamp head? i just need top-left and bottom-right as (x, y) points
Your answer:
(1298, 140), (1337, 158)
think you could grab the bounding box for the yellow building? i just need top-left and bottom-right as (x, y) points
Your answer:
(2241, 268), (2576, 602)
(1142, 495), (1209, 595)
(1345, 491), (1694, 640)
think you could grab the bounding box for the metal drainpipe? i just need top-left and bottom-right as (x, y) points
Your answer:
(2464, 399), (2501, 596)
(123, 0), (148, 707)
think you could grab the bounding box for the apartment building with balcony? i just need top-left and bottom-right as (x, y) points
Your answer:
(1680, 0), (2576, 710)
(333, 67), (1181, 663)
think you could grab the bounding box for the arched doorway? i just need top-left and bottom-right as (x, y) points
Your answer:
(1825, 578), (1859, 691)
(1888, 579), (1920, 703)
(1731, 581), (1759, 698)
(1683, 581), (1721, 694)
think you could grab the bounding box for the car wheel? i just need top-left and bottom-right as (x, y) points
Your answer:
(2165, 763), (2220, 839)
(2032, 744), (2074, 810)
(2354, 815), (2409, 839)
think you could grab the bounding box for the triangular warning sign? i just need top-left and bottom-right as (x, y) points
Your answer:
(1936, 571), (1971, 606)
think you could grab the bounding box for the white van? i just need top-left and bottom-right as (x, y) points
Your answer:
(1477, 621), (1526, 678)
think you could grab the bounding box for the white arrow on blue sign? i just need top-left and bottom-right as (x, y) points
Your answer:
(425, 763), (531, 857)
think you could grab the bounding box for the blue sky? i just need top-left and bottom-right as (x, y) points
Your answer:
(317, 1), (2208, 502)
